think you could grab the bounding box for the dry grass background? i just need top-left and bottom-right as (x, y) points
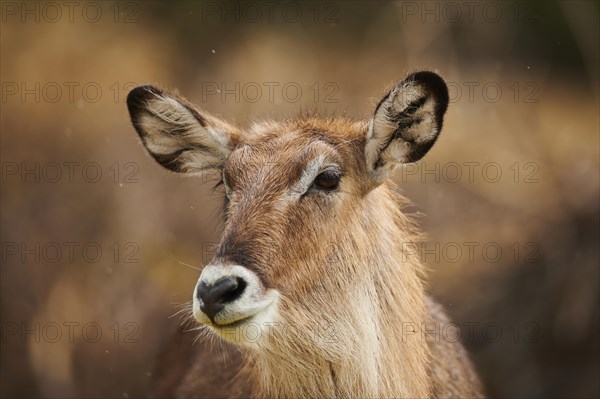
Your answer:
(1, 1), (598, 398)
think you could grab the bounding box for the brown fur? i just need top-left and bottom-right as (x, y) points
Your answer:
(153, 297), (484, 398)
(127, 73), (485, 398)
(152, 118), (484, 398)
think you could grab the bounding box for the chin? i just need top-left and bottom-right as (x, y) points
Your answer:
(193, 295), (281, 347)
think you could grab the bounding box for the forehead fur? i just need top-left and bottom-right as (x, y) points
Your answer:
(244, 116), (368, 144)
(222, 116), (370, 185)
(218, 116), (373, 199)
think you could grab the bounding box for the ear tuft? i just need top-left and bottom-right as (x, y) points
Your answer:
(366, 71), (449, 182)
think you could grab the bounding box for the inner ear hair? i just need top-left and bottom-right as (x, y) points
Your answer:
(126, 85), (239, 174)
(127, 85), (208, 144)
(367, 71), (449, 175)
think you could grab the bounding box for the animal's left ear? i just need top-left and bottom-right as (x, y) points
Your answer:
(365, 71), (449, 183)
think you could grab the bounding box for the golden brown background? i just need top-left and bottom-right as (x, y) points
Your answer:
(1, 1), (598, 398)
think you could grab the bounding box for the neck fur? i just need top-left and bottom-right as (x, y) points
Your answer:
(243, 184), (432, 398)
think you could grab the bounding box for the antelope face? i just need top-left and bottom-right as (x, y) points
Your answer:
(126, 72), (449, 344)
(188, 123), (370, 336)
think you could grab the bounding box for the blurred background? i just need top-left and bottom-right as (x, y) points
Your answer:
(1, 1), (598, 398)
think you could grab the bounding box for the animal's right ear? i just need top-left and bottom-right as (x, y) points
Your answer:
(126, 85), (240, 174)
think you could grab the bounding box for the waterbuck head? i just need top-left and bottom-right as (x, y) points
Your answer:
(126, 72), (448, 358)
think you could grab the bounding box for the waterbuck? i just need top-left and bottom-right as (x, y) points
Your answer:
(127, 71), (484, 398)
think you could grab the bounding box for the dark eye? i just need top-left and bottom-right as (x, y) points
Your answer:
(313, 170), (340, 191)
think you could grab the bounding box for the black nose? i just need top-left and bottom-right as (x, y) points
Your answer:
(196, 277), (246, 323)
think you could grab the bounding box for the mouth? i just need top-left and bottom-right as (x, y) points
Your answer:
(210, 314), (256, 329)
(192, 295), (280, 345)
(192, 291), (279, 329)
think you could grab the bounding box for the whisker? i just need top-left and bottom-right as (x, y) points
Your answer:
(178, 260), (202, 271)
(169, 305), (193, 319)
(183, 325), (203, 333)
(167, 253), (202, 271)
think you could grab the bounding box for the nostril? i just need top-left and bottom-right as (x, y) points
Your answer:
(195, 281), (209, 302)
(195, 276), (247, 322)
(221, 277), (247, 303)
